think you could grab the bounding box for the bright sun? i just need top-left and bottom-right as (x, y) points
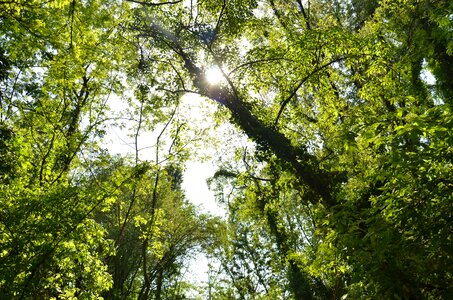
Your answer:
(205, 66), (225, 85)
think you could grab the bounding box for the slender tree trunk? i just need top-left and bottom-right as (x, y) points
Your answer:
(155, 265), (163, 300)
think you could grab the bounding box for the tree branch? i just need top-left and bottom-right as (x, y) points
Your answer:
(228, 57), (287, 76)
(126, 0), (182, 6)
(213, 168), (273, 182)
(274, 57), (343, 126)
(296, 0), (311, 30)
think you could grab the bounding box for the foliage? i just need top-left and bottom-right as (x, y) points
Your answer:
(126, 0), (453, 298)
(1, 0), (452, 299)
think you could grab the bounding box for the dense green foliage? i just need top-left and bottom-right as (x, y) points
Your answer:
(0, 0), (452, 299)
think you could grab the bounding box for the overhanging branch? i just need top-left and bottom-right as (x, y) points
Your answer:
(274, 56), (344, 126)
(137, 18), (336, 206)
(127, 0), (182, 6)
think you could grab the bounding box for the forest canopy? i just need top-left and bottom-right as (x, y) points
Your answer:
(0, 0), (452, 299)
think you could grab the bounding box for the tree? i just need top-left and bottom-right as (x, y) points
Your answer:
(91, 158), (210, 300)
(129, 0), (453, 298)
(1, 0), (452, 299)
(1, 0), (217, 298)
(0, 0), (135, 297)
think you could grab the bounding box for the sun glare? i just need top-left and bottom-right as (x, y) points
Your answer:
(205, 66), (225, 85)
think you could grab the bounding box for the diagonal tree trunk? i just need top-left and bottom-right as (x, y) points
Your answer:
(143, 22), (336, 207)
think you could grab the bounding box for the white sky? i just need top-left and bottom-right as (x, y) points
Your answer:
(182, 160), (222, 215)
